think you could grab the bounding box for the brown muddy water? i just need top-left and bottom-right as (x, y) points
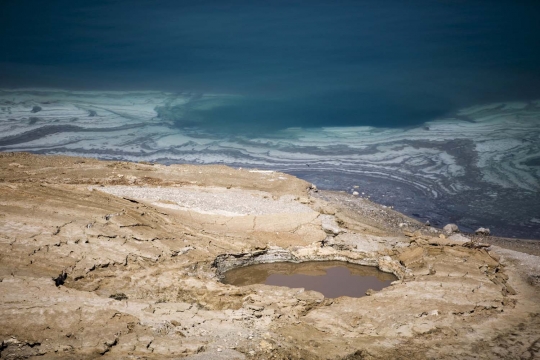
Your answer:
(222, 261), (397, 298)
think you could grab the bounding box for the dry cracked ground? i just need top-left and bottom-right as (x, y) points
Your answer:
(1, 152), (539, 359)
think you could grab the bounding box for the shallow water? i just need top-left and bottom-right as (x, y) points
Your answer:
(222, 261), (397, 298)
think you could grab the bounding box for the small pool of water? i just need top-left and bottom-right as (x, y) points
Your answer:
(222, 261), (397, 298)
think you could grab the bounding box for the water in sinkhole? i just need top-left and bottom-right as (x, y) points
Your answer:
(222, 261), (397, 298)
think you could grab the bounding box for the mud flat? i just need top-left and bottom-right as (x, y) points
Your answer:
(1, 152), (539, 359)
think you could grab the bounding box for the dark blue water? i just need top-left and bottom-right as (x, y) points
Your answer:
(1, 2), (540, 238)
(1, 0), (540, 133)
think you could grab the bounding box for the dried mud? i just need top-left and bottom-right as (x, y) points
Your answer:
(0, 152), (539, 359)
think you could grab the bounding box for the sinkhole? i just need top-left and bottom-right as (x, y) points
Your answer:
(222, 261), (397, 298)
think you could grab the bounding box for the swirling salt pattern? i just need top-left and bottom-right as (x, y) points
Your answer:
(1, 89), (539, 237)
(1, 89), (539, 194)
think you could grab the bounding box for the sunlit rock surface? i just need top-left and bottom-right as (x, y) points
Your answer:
(1, 153), (539, 359)
(1, 90), (539, 237)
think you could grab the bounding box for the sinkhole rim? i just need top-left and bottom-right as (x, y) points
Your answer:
(217, 260), (398, 299)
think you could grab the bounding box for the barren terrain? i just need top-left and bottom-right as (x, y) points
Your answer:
(1, 152), (539, 359)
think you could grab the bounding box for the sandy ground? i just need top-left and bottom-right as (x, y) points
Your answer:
(94, 185), (313, 217)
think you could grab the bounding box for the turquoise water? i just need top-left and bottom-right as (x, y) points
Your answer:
(1, 1), (540, 237)
(1, 1), (540, 132)
(1, 90), (539, 238)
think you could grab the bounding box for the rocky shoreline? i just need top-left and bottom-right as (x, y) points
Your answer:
(2, 90), (540, 239)
(1, 152), (539, 359)
(315, 189), (540, 258)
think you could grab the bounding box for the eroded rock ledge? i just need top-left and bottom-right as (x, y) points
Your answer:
(1, 152), (539, 359)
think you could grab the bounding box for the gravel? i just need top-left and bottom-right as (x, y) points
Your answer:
(94, 185), (313, 216)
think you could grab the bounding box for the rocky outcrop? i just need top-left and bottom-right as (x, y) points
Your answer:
(397, 247), (425, 268)
(476, 227), (492, 236)
(443, 223), (460, 234)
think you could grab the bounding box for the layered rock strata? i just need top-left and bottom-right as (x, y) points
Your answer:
(0, 152), (539, 359)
